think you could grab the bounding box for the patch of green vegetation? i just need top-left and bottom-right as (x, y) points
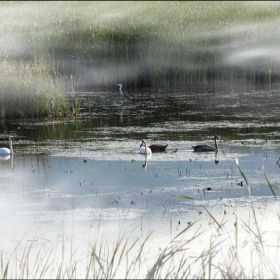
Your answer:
(0, 58), (68, 118)
(1, 1), (280, 118)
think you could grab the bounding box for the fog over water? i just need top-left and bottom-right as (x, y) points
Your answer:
(1, 2), (280, 88)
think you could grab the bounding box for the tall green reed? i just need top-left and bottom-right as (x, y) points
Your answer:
(1, 1), (280, 119)
(0, 58), (68, 119)
(2, 1), (280, 96)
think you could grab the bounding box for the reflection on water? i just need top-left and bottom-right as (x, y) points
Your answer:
(0, 149), (279, 264)
(0, 155), (13, 169)
(141, 154), (151, 169)
(0, 155), (10, 161)
(1, 84), (280, 147)
(0, 84), (280, 276)
(214, 151), (220, 164)
(119, 106), (132, 125)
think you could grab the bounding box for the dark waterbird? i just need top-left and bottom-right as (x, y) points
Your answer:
(192, 135), (221, 152)
(148, 144), (168, 153)
(139, 140), (168, 154)
(115, 84), (132, 101)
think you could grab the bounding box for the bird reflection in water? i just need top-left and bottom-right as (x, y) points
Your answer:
(119, 107), (131, 124)
(142, 154), (151, 170)
(0, 155), (10, 161)
(214, 151), (220, 164)
(0, 155), (14, 169)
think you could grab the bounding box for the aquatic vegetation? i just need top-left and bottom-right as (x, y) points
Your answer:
(1, 1), (280, 93)
(0, 59), (68, 119)
(42, 1), (280, 88)
(70, 94), (81, 118)
(1, 1), (280, 118)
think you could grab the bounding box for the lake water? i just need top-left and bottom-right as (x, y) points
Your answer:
(0, 83), (280, 278)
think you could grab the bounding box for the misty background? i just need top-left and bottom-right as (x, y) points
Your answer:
(1, 1), (280, 93)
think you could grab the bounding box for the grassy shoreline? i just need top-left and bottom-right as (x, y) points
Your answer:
(1, 1), (280, 117)
(1, 1), (280, 87)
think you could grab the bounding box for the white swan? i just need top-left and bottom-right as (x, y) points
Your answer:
(0, 136), (15, 155)
(139, 139), (152, 155)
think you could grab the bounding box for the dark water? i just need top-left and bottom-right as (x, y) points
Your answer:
(2, 83), (280, 144)
(0, 83), (280, 263)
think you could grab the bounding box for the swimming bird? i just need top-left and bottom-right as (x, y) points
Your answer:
(115, 84), (132, 101)
(0, 136), (15, 155)
(148, 144), (168, 153)
(139, 139), (152, 155)
(192, 135), (221, 152)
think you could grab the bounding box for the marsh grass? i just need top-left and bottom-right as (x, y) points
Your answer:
(41, 1), (280, 88)
(71, 96), (81, 118)
(1, 2), (280, 118)
(2, 2), (280, 91)
(1, 161), (280, 279)
(0, 59), (68, 119)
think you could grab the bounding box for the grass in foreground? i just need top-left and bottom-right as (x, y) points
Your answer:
(1, 160), (280, 279)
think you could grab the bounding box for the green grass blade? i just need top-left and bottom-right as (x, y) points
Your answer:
(171, 195), (194, 200)
(203, 206), (225, 231)
(2, 263), (8, 279)
(236, 158), (251, 196)
(264, 173), (277, 199)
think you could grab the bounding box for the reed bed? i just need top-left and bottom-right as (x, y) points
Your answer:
(42, 1), (280, 88)
(2, 2), (280, 86)
(0, 59), (68, 118)
(1, 1), (280, 118)
(1, 1), (280, 94)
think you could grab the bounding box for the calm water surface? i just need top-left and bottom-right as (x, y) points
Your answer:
(0, 83), (280, 275)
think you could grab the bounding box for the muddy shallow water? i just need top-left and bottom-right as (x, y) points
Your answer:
(0, 83), (280, 277)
